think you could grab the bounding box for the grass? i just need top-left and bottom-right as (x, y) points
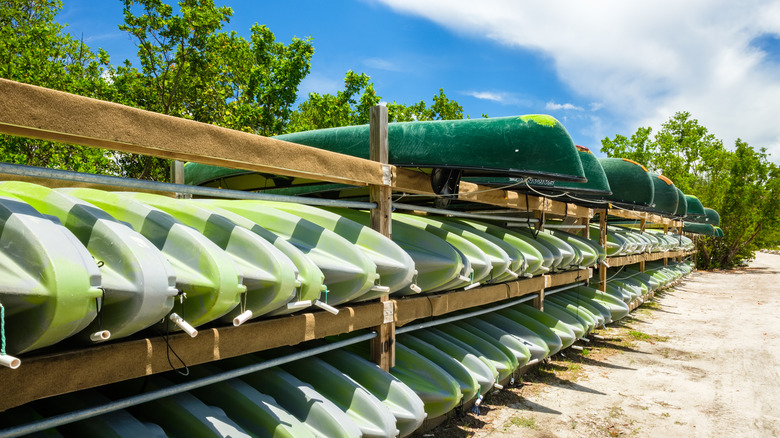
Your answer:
(510, 415), (538, 429)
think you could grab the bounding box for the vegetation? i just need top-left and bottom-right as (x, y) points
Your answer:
(602, 111), (780, 269)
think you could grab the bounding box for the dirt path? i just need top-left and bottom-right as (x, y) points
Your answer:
(431, 252), (780, 437)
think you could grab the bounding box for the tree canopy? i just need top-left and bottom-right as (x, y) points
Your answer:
(601, 111), (780, 268)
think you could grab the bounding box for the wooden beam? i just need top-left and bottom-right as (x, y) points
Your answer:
(368, 105), (395, 371)
(0, 79), (386, 187)
(599, 209), (608, 292)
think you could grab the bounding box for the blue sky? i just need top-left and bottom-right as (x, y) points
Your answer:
(59, 0), (780, 161)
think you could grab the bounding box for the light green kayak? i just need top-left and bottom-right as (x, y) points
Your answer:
(0, 193), (103, 355)
(550, 292), (610, 325)
(318, 348), (426, 438)
(540, 301), (589, 338)
(60, 188), (244, 330)
(187, 365), (316, 438)
(551, 229), (603, 267)
(456, 319), (532, 367)
(283, 356), (399, 438)
(475, 312), (550, 361)
(200, 200), (377, 306)
(0, 183), (178, 342)
(397, 334), (480, 405)
(393, 213), (491, 290)
(323, 208), (463, 295)
(116, 193), (298, 323)
(398, 214), (519, 283)
(431, 325), (517, 383)
(448, 218), (546, 276)
(516, 228), (577, 272)
(187, 202), (325, 316)
(254, 201), (416, 298)
(543, 299), (596, 334)
(405, 330), (498, 399)
(504, 305), (576, 350)
(565, 286), (630, 321)
(241, 365), (362, 438)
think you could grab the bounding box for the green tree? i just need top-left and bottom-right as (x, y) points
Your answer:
(115, 0), (313, 180)
(0, 0), (117, 174)
(601, 111), (779, 268)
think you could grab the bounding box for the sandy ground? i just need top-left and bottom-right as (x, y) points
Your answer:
(429, 252), (780, 437)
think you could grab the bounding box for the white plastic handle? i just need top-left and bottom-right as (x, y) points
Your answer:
(464, 282), (481, 291)
(409, 284), (423, 294)
(0, 355), (20, 369)
(233, 310), (253, 327)
(89, 330), (111, 342)
(370, 285), (391, 293)
(170, 313), (198, 337)
(314, 300), (339, 315)
(286, 300), (312, 311)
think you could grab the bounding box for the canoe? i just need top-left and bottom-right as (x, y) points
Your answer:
(449, 219), (545, 276)
(318, 348), (426, 438)
(0, 183), (179, 342)
(184, 116), (587, 196)
(198, 200), (377, 306)
(396, 334), (480, 405)
(592, 158), (655, 209)
(403, 330), (497, 398)
(674, 188), (688, 217)
(115, 192), (299, 324)
(253, 201), (416, 297)
(282, 356), (399, 438)
(684, 195), (706, 220)
(323, 208), (463, 294)
(0, 193), (103, 355)
(649, 173), (679, 216)
(186, 365), (316, 438)
(240, 365), (362, 438)
(60, 188), (244, 330)
(704, 207), (721, 226)
(466, 145), (612, 197)
(187, 202), (326, 315)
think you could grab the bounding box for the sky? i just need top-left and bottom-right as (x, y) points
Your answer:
(59, 0), (780, 162)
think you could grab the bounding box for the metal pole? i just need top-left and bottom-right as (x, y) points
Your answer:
(392, 202), (539, 223)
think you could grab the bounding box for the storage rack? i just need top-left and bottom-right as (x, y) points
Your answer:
(0, 78), (692, 412)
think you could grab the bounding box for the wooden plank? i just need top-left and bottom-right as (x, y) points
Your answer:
(599, 209), (608, 291)
(546, 269), (592, 288)
(0, 78), (387, 187)
(368, 105), (395, 371)
(0, 302), (387, 412)
(394, 276), (547, 327)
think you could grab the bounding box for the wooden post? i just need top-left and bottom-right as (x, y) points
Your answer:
(169, 160), (191, 199)
(579, 216), (590, 239)
(369, 105), (395, 371)
(639, 218), (647, 233)
(598, 209), (608, 292)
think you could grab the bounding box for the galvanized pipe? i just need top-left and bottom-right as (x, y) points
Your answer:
(392, 202), (539, 223)
(0, 162), (377, 209)
(0, 332), (377, 438)
(542, 281), (590, 297)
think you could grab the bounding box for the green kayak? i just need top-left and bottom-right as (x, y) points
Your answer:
(541, 300), (590, 337)
(475, 312), (550, 361)
(495, 308), (564, 356)
(546, 294), (606, 327)
(199, 200), (377, 306)
(455, 320), (532, 368)
(0, 193), (103, 355)
(318, 348), (426, 438)
(0, 182), (178, 344)
(117, 193), (298, 324)
(451, 219), (547, 276)
(432, 324), (518, 383)
(187, 202), (326, 315)
(254, 201), (416, 297)
(564, 286), (630, 321)
(60, 188), (244, 330)
(507, 305), (578, 349)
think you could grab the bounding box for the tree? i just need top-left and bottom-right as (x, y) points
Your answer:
(114, 0), (313, 180)
(288, 72), (465, 132)
(601, 111), (780, 268)
(0, 0), (118, 174)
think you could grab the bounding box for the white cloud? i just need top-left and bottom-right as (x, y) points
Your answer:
(297, 73), (341, 96)
(545, 101), (583, 111)
(374, 0), (780, 160)
(364, 58), (403, 72)
(465, 91), (504, 102)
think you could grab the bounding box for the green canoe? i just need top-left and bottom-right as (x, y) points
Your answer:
(0, 193), (103, 355)
(594, 158), (655, 209)
(199, 200), (377, 306)
(703, 207), (721, 226)
(185, 116), (587, 194)
(0, 182), (178, 344)
(116, 192), (299, 324)
(674, 188), (688, 217)
(318, 348), (426, 438)
(60, 188), (244, 330)
(684, 195), (706, 220)
(649, 173), (679, 216)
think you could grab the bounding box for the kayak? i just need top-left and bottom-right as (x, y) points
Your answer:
(0, 193), (103, 355)
(60, 188), (244, 330)
(117, 192), (298, 324)
(450, 219), (547, 276)
(475, 312), (551, 361)
(0, 182), (177, 344)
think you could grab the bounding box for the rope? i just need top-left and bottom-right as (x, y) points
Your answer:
(1, 304), (6, 356)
